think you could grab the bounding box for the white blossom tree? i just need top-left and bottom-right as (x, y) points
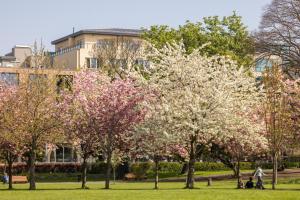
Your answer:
(145, 42), (263, 189)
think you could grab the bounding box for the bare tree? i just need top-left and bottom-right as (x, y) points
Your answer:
(91, 37), (146, 79)
(262, 65), (294, 190)
(255, 0), (300, 78)
(22, 41), (52, 69)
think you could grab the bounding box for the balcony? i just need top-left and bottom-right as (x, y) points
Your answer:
(51, 43), (85, 57)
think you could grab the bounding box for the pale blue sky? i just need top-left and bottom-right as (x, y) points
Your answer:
(0, 0), (272, 55)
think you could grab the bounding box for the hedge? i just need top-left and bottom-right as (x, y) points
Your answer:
(0, 163), (81, 174)
(0, 161), (298, 176)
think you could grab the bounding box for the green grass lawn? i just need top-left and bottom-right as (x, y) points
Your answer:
(0, 181), (300, 200)
(22, 170), (253, 182)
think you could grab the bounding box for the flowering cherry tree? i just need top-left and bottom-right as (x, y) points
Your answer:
(17, 76), (63, 190)
(62, 70), (150, 189)
(59, 71), (108, 189)
(91, 78), (149, 189)
(133, 104), (173, 189)
(212, 111), (267, 188)
(0, 83), (27, 190)
(145, 42), (262, 189)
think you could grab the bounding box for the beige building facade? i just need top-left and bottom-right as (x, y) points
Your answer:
(51, 28), (142, 69)
(0, 45), (32, 67)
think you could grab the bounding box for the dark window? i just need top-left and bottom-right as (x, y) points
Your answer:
(29, 74), (47, 82)
(86, 58), (100, 69)
(0, 72), (19, 85)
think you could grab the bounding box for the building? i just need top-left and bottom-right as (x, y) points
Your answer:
(51, 28), (143, 69)
(0, 45), (32, 67)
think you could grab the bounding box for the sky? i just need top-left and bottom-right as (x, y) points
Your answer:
(0, 0), (272, 55)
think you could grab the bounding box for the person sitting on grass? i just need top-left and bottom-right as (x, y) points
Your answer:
(237, 176), (244, 189)
(245, 177), (254, 189)
(2, 173), (8, 184)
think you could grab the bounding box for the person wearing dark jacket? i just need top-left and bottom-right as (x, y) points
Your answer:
(245, 177), (254, 189)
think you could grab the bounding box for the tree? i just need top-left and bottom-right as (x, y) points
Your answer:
(17, 74), (62, 190)
(94, 78), (149, 189)
(92, 37), (146, 79)
(284, 79), (300, 147)
(22, 41), (52, 68)
(59, 71), (108, 189)
(133, 102), (175, 189)
(145, 42), (261, 189)
(212, 111), (267, 189)
(143, 12), (254, 67)
(66, 70), (150, 189)
(262, 65), (294, 190)
(255, 0), (300, 77)
(0, 83), (27, 190)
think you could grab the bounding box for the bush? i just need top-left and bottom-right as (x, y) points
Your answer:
(0, 163), (27, 174)
(35, 163), (81, 173)
(88, 162), (107, 174)
(283, 162), (299, 169)
(239, 162), (253, 170)
(131, 162), (152, 178)
(0, 163), (81, 174)
(158, 162), (183, 174)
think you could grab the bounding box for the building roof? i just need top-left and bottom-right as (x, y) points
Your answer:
(0, 56), (16, 62)
(51, 28), (143, 45)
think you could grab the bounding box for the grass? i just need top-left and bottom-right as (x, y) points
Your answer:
(32, 170), (254, 182)
(0, 180), (300, 200)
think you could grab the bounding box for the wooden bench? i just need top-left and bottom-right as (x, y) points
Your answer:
(12, 176), (28, 184)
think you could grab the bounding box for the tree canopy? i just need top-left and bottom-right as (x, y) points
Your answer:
(143, 12), (254, 67)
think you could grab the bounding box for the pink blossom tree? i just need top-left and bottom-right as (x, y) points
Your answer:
(59, 71), (108, 189)
(62, 70), (150, 189)
(0, 83), (27, 190)
(90, 78), (149, 189)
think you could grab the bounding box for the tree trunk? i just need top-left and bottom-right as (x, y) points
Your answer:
(186, 138), (196, 189)
(81, 157), (87, 189)
(105, 151), (112, 189)
(154, 157), (159, 190)
(29, 144), (37, 190)
(272, 153), (278, 190)
(232, 163), (238, 177)
(236, 160), (242, 189)
(7, 158), (13, 190)
(113, 166), (116, 184)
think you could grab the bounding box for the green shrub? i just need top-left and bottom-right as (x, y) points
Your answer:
(158, 162), (183, 174)
(239, 162), (253, 170)
(88, 162), (107, 174)
(283, 162), (299, 169)
(131, 162), (152, 178)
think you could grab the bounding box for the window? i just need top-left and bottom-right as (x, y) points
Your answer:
(0, 72), (19, 85)
(55, 145), (75, 163)
(29, 74), (47, 81)
(86, 58), (99, 68)
(135, 59), (150, 68)
(255, 59), (272, 72)
(76, 40), (84, 48)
